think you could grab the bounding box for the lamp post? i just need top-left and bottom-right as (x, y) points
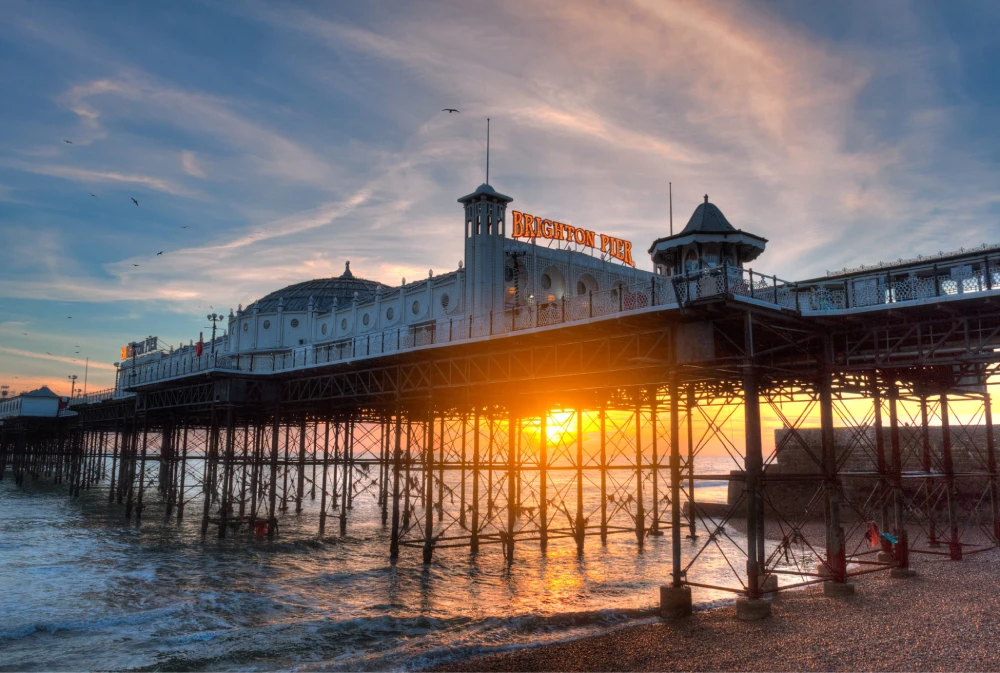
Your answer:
(67, 374), (78, 399)
(207, 313), (222, 353)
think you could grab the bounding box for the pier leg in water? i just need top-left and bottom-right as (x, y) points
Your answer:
(201, 407), (219, 535)
(177, 424), (188, 521)
(390, 411), (403, 561)
(634, 403), (645, 548)
(459, 414), (467, 530)
(402, 421), (411, 529)
(218, 406), (236, 538)
(135, 417), (149, 523)
(268, 405), (280, 538)
(650, 394), (660, 537)
(340, 419), (350, 535)
(661, 375), (692, 619)
(506, 410), (516, 563)
(423, 410), (436, 564)
(600, 407), (608, 544)
(319, 422), (331, 536)
(539, 412), (548, 552)
(471, 410), (480, 554)
(296, 419), (306, 513)
(575, 409), (585, 554)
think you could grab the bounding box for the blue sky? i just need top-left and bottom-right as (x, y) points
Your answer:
(2, 0), (999, 394)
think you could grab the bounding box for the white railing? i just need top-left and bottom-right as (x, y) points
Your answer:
(114, 253), (1000, 389)
(67, 388), (134, 407)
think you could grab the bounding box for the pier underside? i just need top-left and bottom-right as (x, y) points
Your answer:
(5, 294), (1000, 610)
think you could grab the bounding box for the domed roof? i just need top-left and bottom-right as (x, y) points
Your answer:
(246, 262), (390, 313)
(681, 195), (736, 234)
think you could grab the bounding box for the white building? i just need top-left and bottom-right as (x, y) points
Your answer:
(0, 386), (63, 420)
(115, 185), (761, 389)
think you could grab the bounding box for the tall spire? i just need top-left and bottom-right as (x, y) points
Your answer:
(486, 117), (491, 186)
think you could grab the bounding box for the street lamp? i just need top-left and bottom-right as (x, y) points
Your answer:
(67, 374), (78, 399)
(207, 312), (222, 353)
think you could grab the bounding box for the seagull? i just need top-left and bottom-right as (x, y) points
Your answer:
(156, 251), (163, 256)
(64, 139), (73, 144)
(181, 225), (189, 229)
(131, 198), (139, 206)
(442, 108), (459, 114)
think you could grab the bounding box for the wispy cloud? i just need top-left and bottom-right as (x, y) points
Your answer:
(179, 150), (205, 178)
(0, 346), (117, 370)
(3, 162), (187, 194)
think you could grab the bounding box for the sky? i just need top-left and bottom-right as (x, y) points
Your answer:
(2, 0), (1000, 396)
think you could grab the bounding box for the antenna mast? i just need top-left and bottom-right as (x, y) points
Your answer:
(486, 117), (490, 185)
(669, 182), (673, 236)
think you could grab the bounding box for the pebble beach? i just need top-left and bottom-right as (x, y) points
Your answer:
(435, 547), (1000, 671)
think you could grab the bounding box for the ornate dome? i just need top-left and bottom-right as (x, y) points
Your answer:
(246, 262), (389, 313)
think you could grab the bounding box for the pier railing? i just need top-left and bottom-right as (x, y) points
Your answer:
(113, 252), (1000, 389)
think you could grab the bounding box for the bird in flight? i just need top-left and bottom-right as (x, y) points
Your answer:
(133, 263), (140, 267)
(157, 251), (163, 256)
(131, 198), (139, 206)
(67, 316), (72, 319)
(91, 193), (97, 197)
(64, 139), (73, 144)
(442, 108), (460, 113)
(181, 225), (189, 228)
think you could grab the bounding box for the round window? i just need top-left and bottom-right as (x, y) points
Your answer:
(341, 318), (347, 330)
(242, 323), (248, 332)
(290, 318), (299, 328)
(363, 313), (370, 326)
(386, 307), (394, 321)
(263, 319), (271, 329)
(541, 274), (552, 290)
(411, 300), (420, 315)
(440, 293), (450, 310)
(321, 323), (328, 335)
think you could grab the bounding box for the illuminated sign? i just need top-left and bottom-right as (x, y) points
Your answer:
(121, 336), (159, 360)
(510, 211), (634, 267)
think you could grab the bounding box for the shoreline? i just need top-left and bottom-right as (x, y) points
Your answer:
(432, 547), (1000, 672)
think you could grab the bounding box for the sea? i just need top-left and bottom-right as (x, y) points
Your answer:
(0, 455), (782, 671)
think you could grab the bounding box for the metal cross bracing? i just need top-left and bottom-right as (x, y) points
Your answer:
(5, 294), (1000, 619)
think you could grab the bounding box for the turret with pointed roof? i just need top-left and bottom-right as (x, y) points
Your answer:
(648, 195), (767, 276)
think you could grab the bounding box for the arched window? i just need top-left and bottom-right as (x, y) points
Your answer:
(685, 250), (699, 274)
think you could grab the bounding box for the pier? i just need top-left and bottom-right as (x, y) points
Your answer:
(4, 187), (1000, 618)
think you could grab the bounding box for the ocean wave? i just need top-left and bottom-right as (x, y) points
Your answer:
(0, 604), (187, 642)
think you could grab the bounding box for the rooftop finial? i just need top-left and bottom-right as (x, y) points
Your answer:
(342, 260), (353, 278)
(704, 194), (709, 204)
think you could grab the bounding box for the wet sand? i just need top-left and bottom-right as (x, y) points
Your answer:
(434, 547), (1000, 671)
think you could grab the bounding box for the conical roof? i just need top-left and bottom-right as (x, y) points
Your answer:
(246, 262), (390, 313)
(681, 195), (736, 234)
